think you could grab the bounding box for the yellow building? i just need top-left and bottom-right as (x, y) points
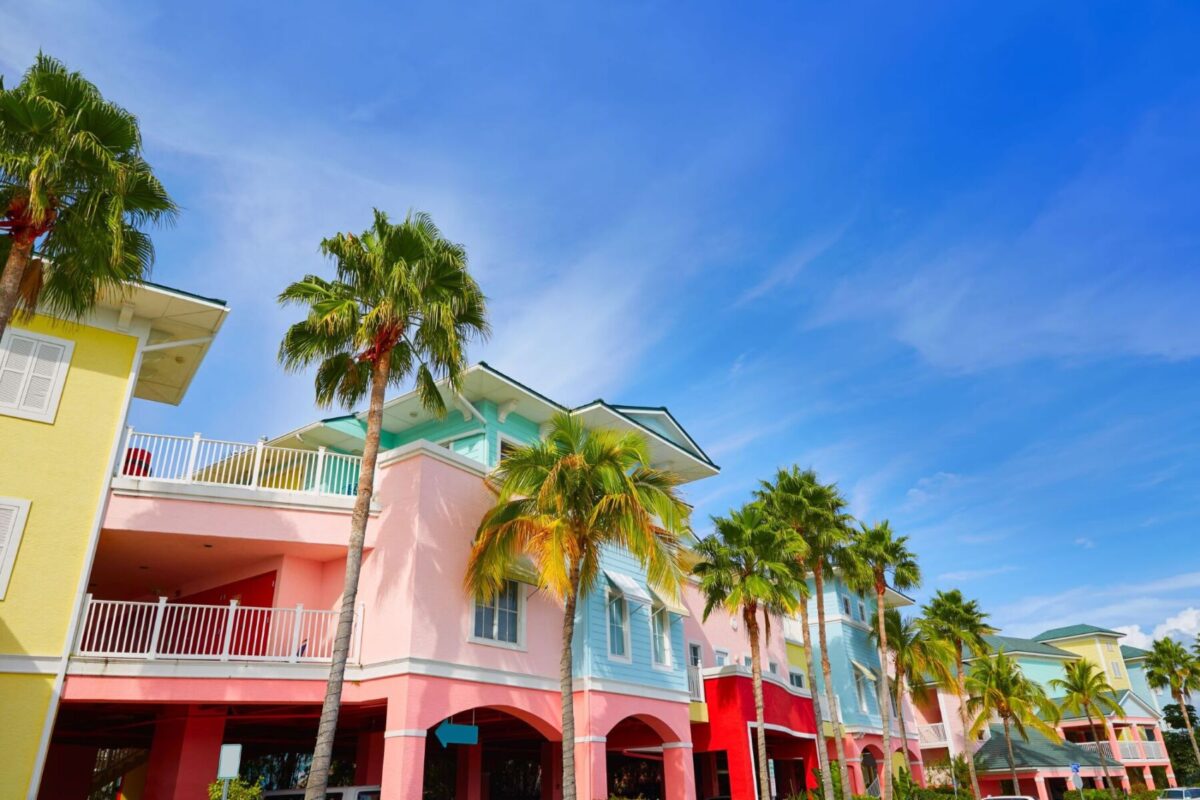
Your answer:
(0, 283), (226, 799)
(1032, 623), (1133, 692)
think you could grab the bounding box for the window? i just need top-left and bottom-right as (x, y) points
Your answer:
(1110, 660), (1123, 678)
(857, 600), (867, 621)
(472, 580), (521, 646)
(854, 670), (870, 712)
(0, 497), (31, 599)
(841, 596), (852, 616)
(498, 436), (521, 462)
(715, 649), (729, 666)
(769, 661), (779, 675)
(743, 655), (753, 669)
(789, 670), (806, 689)
(1106, 641), (1116, 652)
(890, 689), (899, 717)
(651, 605), (671, 666)
(607, 591), (630, 659)
(688, 642), (703, 668)
(0, 329), (73, 424)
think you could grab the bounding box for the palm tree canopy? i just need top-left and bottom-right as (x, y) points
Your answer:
(756, 466), (852, 571)
(693, 502), (807, 625)
(872, 608), (955, 689)
(278, 208), (488, 409)
(465, 413), (690, 603)
(1145, 637), (1200, 696)
(920, 589), (996, 663)
(966, 649), (1062, 741)
(0, 53), (177, 320)
(1049, 659), (1125, 720)
(846, 520), (921, 597)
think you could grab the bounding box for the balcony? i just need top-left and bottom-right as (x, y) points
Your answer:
(1078, 741), (1115, 759)
(74, 596), (360, 664)
(1141, 741), (1165, 760)
(113, 429), (363, 507)
(918, 723), (948, 745)
(687, 664), (705, 701)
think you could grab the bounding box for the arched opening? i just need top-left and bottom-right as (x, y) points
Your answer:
(861, 746), (883, 793)
(422, 706), (558, 800)
(607, 716), (669, 800)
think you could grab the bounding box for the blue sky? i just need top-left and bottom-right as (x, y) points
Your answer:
(5, 1), (1200, 644)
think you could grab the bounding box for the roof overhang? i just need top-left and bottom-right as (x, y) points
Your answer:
(572, 402), (719, 482)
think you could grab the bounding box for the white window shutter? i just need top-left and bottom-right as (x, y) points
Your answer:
(0, 497), (32, 599)
(0, 330), (74, 423)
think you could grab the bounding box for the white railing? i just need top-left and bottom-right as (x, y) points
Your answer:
(1078, 741), (1115, 759)
(1118, 741), (1142, 760)
(919, 723), (948, 744)
(865, 777), (881, 798)
(76, 595), (361, 664)
(687, 665), (705, 701)
(117, 428), (362, 497)
(1141, 741), (1165, 760)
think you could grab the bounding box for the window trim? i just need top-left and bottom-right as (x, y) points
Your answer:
(715, 648), (729, 667)
(769, 660), (779, 675)
(606, 589), (632, 663)
(0, 328), (74, 424)
(649, 603), (672, 669)
(0, 497), (32, 599)
(789, 670), (806, 689)
(854, 669), (870, 712)
(496, 433), (525, 465)
(687, 641), (704, 668)
(468, 579), (526, 651)
(857, 600), (867, 621)
(841, 595), (852, 616)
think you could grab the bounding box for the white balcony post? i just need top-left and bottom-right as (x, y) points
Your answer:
(185, 433), (202, 482)
(289, 604), (304, 662)
(353, 604), (365, 664)
(117, 427), (134, 476)
(147, 596), (168, 659)
(220, 600), (239, 661)
(250, 440), (265, 488)
(313, 446), (327, 495)
(75, 593), (94, 652)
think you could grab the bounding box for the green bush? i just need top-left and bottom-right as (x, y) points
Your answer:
(207, 777), (263, 800)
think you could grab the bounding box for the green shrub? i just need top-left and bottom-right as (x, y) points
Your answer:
(207, 777), (263, 800)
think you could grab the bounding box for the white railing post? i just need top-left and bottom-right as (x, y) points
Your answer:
(353, 604), (365, 664)
(220, 600), (238, 661)
(250, 440), (265, 488)
(313, 446), (327, 495)
(288, 604), (304, 662)
(75, 593), (94, 653)
(147, 597), (168, 659)
(116, 427), (134, 476)
(185, 433), (201, 482)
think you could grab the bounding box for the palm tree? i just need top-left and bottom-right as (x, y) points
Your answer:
(465, 413), (690, 800)
(870, 609), (954, 775)
(758, 466), (854, 800)
(920, 589), (995, 800)
(965, 650), (1062, 795)
(0, 53), (177, 337)
(846, 522), (920, 800)
(1146, 637), (1200, 770)
(694, 502), (807, 800)
(279, 209), (487, 799)
(1049, 659), (1125, 798)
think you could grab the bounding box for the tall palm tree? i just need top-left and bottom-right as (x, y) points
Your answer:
(0, 53), (177, 337)
(870, 609), (954, 775)
(920, 589), (995, 800)
(279, 209), (487, 799)
(1146, 637), (1200, 769)
(965, 650), (1062, 795)
(694, 502), (807, 800)
(758, 466), (854, 800)
(1049, 659), (1125, 798)
(465, 413), (690, 800)
(847, 521), (920, 800)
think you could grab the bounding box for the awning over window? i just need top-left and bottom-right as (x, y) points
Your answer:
(851, 660), (877, 681)
(604, 570), (653, 605)
(505, 556), (540, 586)
(649, 585), (690, 617)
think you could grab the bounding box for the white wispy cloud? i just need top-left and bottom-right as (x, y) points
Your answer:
(1074, 536), (1095, 549)
(936, 565), (1017, 583)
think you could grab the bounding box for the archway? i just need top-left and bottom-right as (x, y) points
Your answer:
(607, 716), (670, 799)
(422, 706), (559, 800)
(861, 746), (883, 794)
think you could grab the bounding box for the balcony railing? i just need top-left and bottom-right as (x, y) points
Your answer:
(1141, 741), (1165, 760)
(687, 665), (705, 701)
(1078, 741), (1115, 759)
(1118, 741), (1142, 760)
(116, 429), (362, 497)
(75, 595), (360, 664)
(919, 723), (948, 745)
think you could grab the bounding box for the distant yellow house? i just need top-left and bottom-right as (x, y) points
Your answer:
(0, 283), (225, 799)
(1032, 623), (1133, 692)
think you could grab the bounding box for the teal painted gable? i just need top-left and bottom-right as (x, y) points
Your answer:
(1009, 654), (1070, 691)
(1126, 660), (1165, 714)
(572, 547), (687, 695)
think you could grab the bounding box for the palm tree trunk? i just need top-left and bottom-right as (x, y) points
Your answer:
(875, 585), (894, 800)
(814, 564), (853, 800)
(1086, 711), (1116, 799)
(305, 353), (389, 800)
(747, 608), (772, 800)
(1002, 717), (1019, 795)
(801, 596), (836, 800)
(1178, 689), (1200, 772)
(955, 653), (982, 800)
(561, 562), (582, 800)
(893, 664), (914, 775)
(0, 238), (33, 338)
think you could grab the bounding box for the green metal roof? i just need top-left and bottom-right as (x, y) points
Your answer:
(974, 724), (1120, 772)
(1033, 624), (1123, 642)
(1049, 690), (1126, 720)
(1121, 644), (1151, 660)
(981, 634), (1076, 659)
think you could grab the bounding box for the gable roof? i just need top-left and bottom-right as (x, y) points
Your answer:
(976, 634), (1076, 660)
(1051, 689), (1160, 721)
(973, 724), (1120, 772)
(1033, 624), (1124, 643)
(1121, 644), (1151, 661)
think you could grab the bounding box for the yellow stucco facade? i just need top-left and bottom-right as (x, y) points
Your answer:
(1041, 633), (1133, 692)
(0, 314), (138, 799)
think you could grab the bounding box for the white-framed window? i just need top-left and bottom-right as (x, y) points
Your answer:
(743, 655), (753, 669)
(1110, 660), (1123, 678)
(688, 642), (704, 668)
(789, 670), (806, 689)
(497, 434), (523, 464)
(841, 595), (852, 616)
(470, 579), (523, 648)
(854, 670), (870, 712)
(769, 661), (779, 675)
(1106, 641), (1116, 652)
(607, 590), (631, 660)
(0, 328), (74, 424)
(651, 604), (671, 667)
(0, 497), (32, 599)
(715, 649), (729, 666)
(857, 600), (867, 621)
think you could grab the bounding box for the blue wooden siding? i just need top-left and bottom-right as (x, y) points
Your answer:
(806, 573), (887, 729)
